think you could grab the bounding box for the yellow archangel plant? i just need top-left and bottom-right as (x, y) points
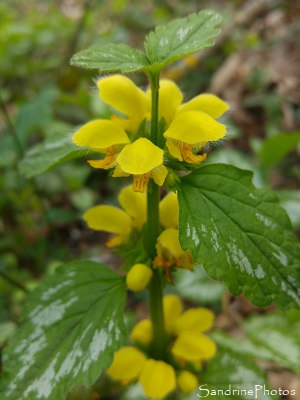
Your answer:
(5, 11), (299, 400)
(72, 70), (228, 398)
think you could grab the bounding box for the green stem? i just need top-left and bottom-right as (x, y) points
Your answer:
(145, 70), (167, 360)
(149, 71), (160, 146)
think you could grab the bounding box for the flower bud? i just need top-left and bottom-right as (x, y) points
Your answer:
(126, 264), (153, 292)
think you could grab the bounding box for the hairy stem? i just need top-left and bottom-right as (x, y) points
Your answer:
(145, 70), (167, 360)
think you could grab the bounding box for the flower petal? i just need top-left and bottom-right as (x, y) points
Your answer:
(126, 264), (153, 292)
(112, 166), (130, 177)
(83, 205), (132, 246)
(172, 331), (217, 362)
(97, 75), (149, 120)
(118, 185), (147, 230)
(130, 319), (153, 346)
(132, 174), (151, 193)
(177, 94), (229, 119)
(87, 147), (118, 169)
(181, 147), (207, 163)
(177, 370), (198, 393)
(72, 120), (130, 150)
(164, 111), (226, 144)
(157, 228), (185, 259)
(106, 346), (147, 384)
(159, 192), (179, 228)
(165, 138), (183, 160)
(147, 79), (183, 125)
(151, 164), (168, 187)
(139, 359), (176, 399)
(117, 138), (164, 174)
(163, 294), (183, 333)
(174, 308), (215, 335)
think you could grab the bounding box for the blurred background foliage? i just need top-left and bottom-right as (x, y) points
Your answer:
(1, 0), (300, 398)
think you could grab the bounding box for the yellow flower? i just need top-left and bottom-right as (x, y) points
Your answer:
(159, 192), (179, 229)
(163, 110), (226, 163)
(176, 92), (229, 119)
(177, 370), (198, 393)
(118, 184), (147, 230)
(153, 228), (193, 280)
(83, 185), (146, 247)
(72, 119), (130, 169)
(114, 138), (168, 192)
(147, 79), (183, 126)
(163, 295), (216, 366)
(139, 359), (176, 399)
(122, 295), (216, 396)
(106, 346), (147, 385)
(97, 75), (149, 134)
(126, 264), (153, 292)
(107, 347), (176, 399)
(147, 78), (229, 164)
(130, 319), (153, 346)
(163, 294), (183, 334)
(83, 205), (132, 248)
(173, 307), (215, 336)
(172, 331), (217, 364)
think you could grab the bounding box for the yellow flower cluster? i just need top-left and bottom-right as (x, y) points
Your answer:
(83, 185), (192, 281)
(107, 295), (216, 399)
(72, 75), (229, 192)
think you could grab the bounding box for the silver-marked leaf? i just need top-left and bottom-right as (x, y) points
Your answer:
(178, 164), (300, 309)
(213, 311), (300, 374)
(200, 349), (280, 400)
(1, 260), (126, 400)
(19, 133), (95, 178)
(174, 265), (225, 305)
(144, 10), (221, 68)
(70, 44), (150, 73)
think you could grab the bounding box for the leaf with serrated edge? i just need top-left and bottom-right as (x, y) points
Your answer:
(200, 349), (280, 400)
(19, 134), (95, 178)
(178, 164), (300, 309)
(0, 261), (126, 400)
(70, 44), (150, 73)
(144, 10), (221, 68)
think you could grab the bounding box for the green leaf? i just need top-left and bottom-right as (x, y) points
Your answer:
(174, 265), (225, 305)
(0, 322), (17, 346)
(178, 164), (300, 309)
(70, 44), (150, 73)
(200, 349), (280, 400)
(212, 311), (300, 374)
(259, 132), (300, 166)
(144, 10), (221, 69)
(1, 260), (126, 400)
(19, 133), (95, 178)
